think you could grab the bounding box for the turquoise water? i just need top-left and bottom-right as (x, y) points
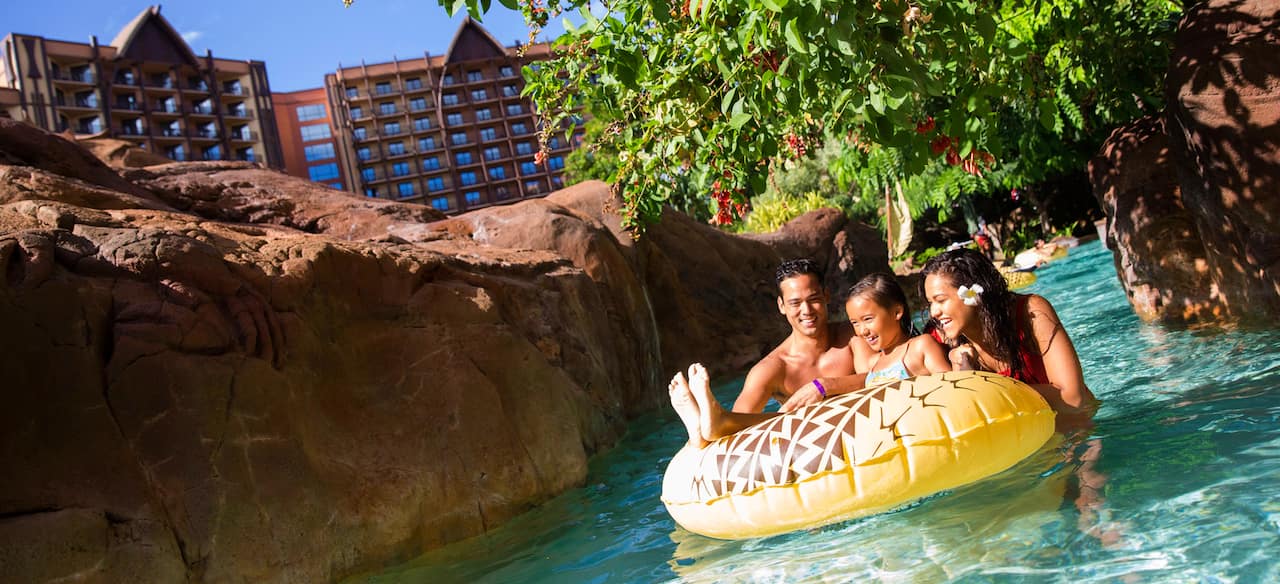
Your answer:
(356, 241), (1280, 583)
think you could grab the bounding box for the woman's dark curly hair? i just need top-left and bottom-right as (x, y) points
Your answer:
(846, 273), (916, 337)
(920, 248), (1025, 380)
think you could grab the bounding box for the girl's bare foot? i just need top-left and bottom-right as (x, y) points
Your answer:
(669, 371), (708, 448)
(687, 363), (725, 442)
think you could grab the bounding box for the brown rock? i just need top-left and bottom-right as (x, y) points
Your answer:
(0, 120), (892, 582)
(1090, 116), (1226, 322)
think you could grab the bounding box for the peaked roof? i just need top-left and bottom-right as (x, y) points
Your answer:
(443, 17), (508, 64)
(109, 5), (200, 67)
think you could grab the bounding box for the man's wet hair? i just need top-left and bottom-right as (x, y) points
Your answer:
(775, 258), (824, 292)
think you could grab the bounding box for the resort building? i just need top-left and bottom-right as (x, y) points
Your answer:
(0, 6), (283, 167)
(317, 18), (584, 214)
(274, 87), (348, 191)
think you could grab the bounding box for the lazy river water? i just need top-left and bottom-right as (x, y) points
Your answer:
(354, 240), (1280, 583)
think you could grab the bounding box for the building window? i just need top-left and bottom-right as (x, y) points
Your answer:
(460, 171), (477, 186)
(297, 104), (326, 121)
(548, 156), (565, 170)
(456, 152), (473, 165)
(165, 145), (186, 161)
(222, 80), (244, 95)
(414, 118), (432, 131)
(309, 163), (340, 182)
(506, 104), (523, 116)
(489, 166), (506, 180)
(419, 137), (437, 151)
(350, 106), (364, 119)
(203, 145), (222, 161)
(515, 142), (533, 155)
(465, 191), (481, 205)
(379, 102), (397, 115)
(525, 180), (542, 193)
(446, 112), (463, 126)
(409, 97), (427, 111)
(375, 82), (392, 95)
(483, 147), (502, 161)
(551, 175), (563, 187)
(384, 122), (402, 135)
(470, 89), (488, 101)
(548, 136), (561, 149)
(479, 127), (497, 141)
(431, 197), (449, 211)
(300, 124), (331, 141)
(115, 70), (136, 85)
(398, 182), (416, 197)
(346, 87), (359, 98)
(365, 188), (379, 198)
(427, 177), (444, 191)
(476, 108), (492, 121)
(450, 132), (468, 146)
(391, 162), (410, 177)
(499, 65), (514, 77)
(495, 186), (510, 199)
(304, 143), (336, 161)
(511, 123), (528, 135)
(329, 182), (343, 190)
(422, 157), (440, 171)
(353, 127), (367, 140)
(467, 70), (483, 83)
(362, 168), (378, 182)
(357, 147), (372, 161)
(442, 93), (459, 105)
(405, 78), (423, 90)
(502, 84), (519, 97)
(149, 73), (173, 88)
(388, 142), (406, 156)
(520, 161), (538, 175)
(442, 74), (455, 86)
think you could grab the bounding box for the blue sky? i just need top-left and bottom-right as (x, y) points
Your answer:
(5, 1), (571, 92)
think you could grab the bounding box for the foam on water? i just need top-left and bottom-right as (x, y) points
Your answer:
(353, 241), (1280, 583)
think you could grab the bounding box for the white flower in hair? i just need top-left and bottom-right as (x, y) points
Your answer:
(958, 283), (984, 306)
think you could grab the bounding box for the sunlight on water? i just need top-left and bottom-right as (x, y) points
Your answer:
(352, 241), (1280, 583)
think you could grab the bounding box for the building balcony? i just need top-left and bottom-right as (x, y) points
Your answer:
(222, 86), (246, 96)
(353, 132), (377, 143)
(411, 123), (434, 135)
(154, 128), (186, 139)
(375, 108), (401, 118)
(373, 85), (399, 96)
(381, 128), (405, 138)
(53, 70), (96, 84)
(363, 173), (390, 185)
(481, 134), (508, 144)
(229, 130), (256, 142)
(224, 109), (254, 119)
(113, 76), (138, 86)
(188, 106), (217, 117)
(119, 126), (148, 137)
(402, 83), (430, 95)
(186, 83), (212, 93)
(349, 110), (373, 122)
(356, 152), (381, 163)
(191, 130), (220, 141)
(151, 105), (182, 116)
(144, 80), (177, 91)
(385, 148), (415, 160)
(114, 102), (144, 111)
(55, 97), (100, 110)
(407, 103), (432, 113)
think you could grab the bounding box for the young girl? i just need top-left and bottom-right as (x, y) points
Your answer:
(845, 273), (951, 387)
(921, 248), (1096, 415)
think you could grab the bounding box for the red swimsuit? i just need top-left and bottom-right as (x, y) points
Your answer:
(998, 295), (1049, 385)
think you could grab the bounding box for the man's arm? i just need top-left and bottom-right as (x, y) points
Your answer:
(733, 357), (784, 413)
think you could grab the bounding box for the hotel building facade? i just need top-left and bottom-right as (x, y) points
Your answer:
(298, 18), (584, 214)
(0, 6), (282, 167)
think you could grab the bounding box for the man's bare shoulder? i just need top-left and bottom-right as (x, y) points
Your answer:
(828, 321), (857, 346)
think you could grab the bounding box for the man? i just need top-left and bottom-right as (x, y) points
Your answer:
(668, 259), (870, 447)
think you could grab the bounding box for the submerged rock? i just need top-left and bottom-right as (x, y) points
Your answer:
(0, 120), (890, 582)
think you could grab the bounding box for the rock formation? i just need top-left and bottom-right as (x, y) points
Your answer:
(0, 119), (890, 582)
(1091, 0), (1280, 324)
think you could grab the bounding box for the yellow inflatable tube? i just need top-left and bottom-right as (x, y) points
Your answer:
(661, 371), (1055, 539)
(1000, 267), (1038, 290)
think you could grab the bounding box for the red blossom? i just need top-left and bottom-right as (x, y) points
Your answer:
(915, 117), (935, 134)
(930, 135), (951, 156)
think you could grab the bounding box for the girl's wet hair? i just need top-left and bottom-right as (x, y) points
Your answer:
(845, 273), (915, 336)
(920, 248), (1024, 380)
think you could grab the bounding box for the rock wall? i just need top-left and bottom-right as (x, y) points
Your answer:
(0, 119), (890, 582)
(1091, 0), (1280, 324)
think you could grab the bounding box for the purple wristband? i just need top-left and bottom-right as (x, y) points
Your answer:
(812, 378), (827, 398)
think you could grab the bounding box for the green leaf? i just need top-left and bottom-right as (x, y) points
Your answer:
(729, 112), (752, 129)
(869, 83), (885, 114)
(1037, 97), (1058, 131)
(761, 0), (787, 12)
(785, 19), (808, 55)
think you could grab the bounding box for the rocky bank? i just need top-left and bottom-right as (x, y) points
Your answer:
(0, 119), (888, 582)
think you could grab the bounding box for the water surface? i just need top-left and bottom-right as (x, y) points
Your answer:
(355, 241), (1280, 583)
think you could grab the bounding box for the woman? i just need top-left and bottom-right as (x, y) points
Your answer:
(921, 248), (1096, 415)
